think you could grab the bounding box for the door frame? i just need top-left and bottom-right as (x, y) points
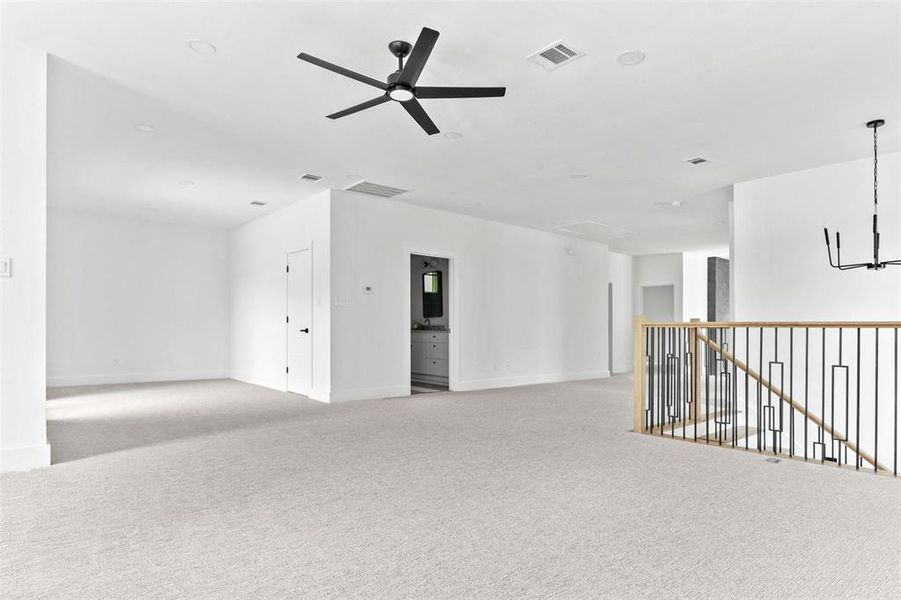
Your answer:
(404, 247), (458, 395)
(286, 246), (313, 395)
(639, 282), (677, 322)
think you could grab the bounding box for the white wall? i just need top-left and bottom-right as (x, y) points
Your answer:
(329, 190), (609, 401)
(0, 37), (50, 472)
(608, 252), (634, 374)
(734, 152), (901, 321)
(230, 191), (331, 399)
(682, 246), (730, 322)
(46, 209), (230, 386)
(632, 253), (683, 321)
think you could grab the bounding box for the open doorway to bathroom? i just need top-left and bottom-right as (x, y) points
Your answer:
(410, 254), (449, 394)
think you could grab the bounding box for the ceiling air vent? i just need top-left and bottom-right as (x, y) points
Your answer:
(249, 201), (267, 206)
(684, 157), (711, 166)
(344, 181), (408, 198)
(526, 41), (585, 71)
(299, 173), (323, 182)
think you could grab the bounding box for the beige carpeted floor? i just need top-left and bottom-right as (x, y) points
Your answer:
(2, 377), (899, 599)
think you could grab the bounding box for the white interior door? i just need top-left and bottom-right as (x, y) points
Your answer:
(287, 249), (312, 395)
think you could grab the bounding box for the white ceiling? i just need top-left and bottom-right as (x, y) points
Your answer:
(5, 1), (900, 253)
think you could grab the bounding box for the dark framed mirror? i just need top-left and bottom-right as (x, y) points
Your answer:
(422, 271), (443, 318)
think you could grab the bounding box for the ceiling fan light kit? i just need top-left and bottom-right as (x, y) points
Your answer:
(823, 119), (900, 271)
(297, 27), (506, 135)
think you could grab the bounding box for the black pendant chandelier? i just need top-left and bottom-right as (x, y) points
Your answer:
(824, 119), (900, 270)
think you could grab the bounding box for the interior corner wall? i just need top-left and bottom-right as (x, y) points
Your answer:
(608, 252), (634, 373)
(632, 253), (683, 321)
(229, 191), (331, 399)
(733, 152), (901, 321)
(46, 208), (231, 386)
(0, 38), (51, 472)
(329, 190), (609, 401)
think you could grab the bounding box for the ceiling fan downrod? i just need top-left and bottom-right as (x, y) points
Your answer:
(824, 119), (901, 270)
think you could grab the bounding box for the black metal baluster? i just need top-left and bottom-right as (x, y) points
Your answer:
(758, 327), (763, 453)
(804, 328), (809, 460)
(856, 327), (861, 470)
(705, 326), (710, 443)
(789, 328), (794, 457)
(745, 327), (751, 450)
(646, 327), (653, 432)
(874, 328), (879, 473)
(732, 326), (738, 448)
(820, 328), (826, 463)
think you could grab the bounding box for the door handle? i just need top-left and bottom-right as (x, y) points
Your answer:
(299, 328), (310, 333)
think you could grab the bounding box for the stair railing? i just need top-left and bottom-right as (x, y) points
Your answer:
(633, 317), (900, 476)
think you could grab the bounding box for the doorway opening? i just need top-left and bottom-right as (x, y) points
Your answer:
(641, 284), (675, 322)
(410, 253), (449, 394)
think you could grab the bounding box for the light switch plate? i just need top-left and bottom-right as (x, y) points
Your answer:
(0, 256), (10, 277)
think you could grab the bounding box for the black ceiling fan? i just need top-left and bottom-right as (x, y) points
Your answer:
(297, 27), (506, 135)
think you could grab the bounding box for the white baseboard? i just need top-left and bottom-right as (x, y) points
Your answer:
(0, 443), (51, 473)
(328, 385), (410, 403)
(230, 372), (287, 393)
(455, 369), (609, 392)
(230, 374), (332, 404)
(47, 370), (229, 387)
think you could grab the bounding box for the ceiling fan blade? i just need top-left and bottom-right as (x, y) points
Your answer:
(326, 95), (391, 119)
(398, 27), (439, 86)
(416, 86), (506, 99)
(401, 98), (439, 135)
(297, 53), (387, 90)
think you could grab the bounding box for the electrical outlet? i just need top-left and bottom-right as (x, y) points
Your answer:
(0, 256), (10, 277)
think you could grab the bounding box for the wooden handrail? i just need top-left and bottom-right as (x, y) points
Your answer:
(697, 331), (889, 472)
(642, 321), (901, 329)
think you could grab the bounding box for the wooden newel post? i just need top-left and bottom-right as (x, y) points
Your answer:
(632, 315), (645, 432)
(690, 318), (701, 426)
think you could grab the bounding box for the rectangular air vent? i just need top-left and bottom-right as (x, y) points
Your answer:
(526, 41), (585, 71)
(684, 157), (711, 165)
(249, 201), (267, 206)
(299, 173), (322, 181)
(344, 180), (408, 198)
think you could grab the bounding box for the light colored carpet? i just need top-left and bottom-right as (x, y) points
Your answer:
(2, 377), (899, 599)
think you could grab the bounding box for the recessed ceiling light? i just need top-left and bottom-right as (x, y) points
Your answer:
(570, 173), (589, 179)
(444, 131), (463, 140)
(178, 180), (195, 187)
(134, 123), (156, 133)
(249, 201), (267, 207)
(187, 40), (217, 55)
(671, 200), (682, 208)
(616, 49), (645, 67)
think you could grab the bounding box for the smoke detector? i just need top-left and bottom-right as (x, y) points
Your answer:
(526, 41), (585, 71)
